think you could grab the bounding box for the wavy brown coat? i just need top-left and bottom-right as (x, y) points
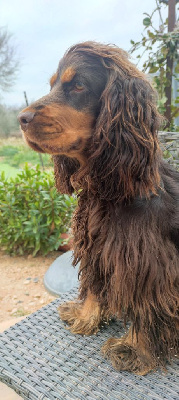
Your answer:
(19, 42), (179, 375)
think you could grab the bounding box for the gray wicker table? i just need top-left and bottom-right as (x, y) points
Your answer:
(0, 289), (178, 400)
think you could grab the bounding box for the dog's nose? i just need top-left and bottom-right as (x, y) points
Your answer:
(18, 111), (35, 131)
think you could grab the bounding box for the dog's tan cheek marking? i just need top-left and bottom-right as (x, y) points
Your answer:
(40, 105), (93, 164)
(61, 67), (76, 83)
(50, 72), (58, 87)
(40, 105), (94, 141)
(21, 104), (93, 165)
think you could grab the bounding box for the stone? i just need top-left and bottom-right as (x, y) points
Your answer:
(33, 278), (39, 283)
(43, 251), (79, 295)
(11, 308), (17, 314)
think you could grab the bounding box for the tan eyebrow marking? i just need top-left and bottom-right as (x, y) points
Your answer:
(61, 67), (76, 83)
(50, 72), (58, 87)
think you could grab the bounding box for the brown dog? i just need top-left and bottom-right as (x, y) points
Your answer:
(18, 41), (179, 375)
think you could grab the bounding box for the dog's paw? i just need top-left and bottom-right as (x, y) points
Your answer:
(59, 299), (102, 335)
(102, 337), (156, 375)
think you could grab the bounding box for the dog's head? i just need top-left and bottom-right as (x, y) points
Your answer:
(18, 42), (109, 162)
(18, 41), (161, 199)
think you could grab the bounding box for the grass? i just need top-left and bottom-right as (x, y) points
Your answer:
(0, 136), (52, 178)
(0, 163), (20, 178)
(11, 308), (29, 317)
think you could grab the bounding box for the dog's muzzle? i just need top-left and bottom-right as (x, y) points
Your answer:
(18, 111), (35, 131)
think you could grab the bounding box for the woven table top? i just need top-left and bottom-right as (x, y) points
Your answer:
(0, 290), (178, 400)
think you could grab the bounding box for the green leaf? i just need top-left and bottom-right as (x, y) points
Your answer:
(143, 17), (151, 27)
(175, 63), (179, 74)
(148, 31), (155, 39)
(149, 66), (159, 73)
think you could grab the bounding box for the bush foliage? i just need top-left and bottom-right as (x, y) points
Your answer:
(129, 2), (179, 130)
(0, 164), (77, 256)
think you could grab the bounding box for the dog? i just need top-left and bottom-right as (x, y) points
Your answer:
(18, 41), (179, 375)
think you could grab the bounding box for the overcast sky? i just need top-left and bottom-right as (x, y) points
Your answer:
(0, 0), (168, 107)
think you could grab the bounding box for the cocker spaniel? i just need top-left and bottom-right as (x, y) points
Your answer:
(18, 41), (179, 375)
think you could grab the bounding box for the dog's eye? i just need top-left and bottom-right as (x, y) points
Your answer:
(73, 83), (84, 92)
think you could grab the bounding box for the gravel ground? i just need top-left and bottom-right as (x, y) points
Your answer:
(0, 250), (62, 322)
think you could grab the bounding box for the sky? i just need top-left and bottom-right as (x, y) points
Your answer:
(0, 0), (168, 107)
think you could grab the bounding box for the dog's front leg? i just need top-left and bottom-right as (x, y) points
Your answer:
(59, 290), (109, 335)
(102, 327), (157, 375)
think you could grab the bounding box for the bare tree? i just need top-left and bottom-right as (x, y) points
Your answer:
(0, 27), (19, 92)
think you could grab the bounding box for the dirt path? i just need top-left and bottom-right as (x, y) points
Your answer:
(0, 250), (62, 322)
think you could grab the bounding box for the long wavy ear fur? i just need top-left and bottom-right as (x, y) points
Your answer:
(53, 43), (162, 201)
(53, 155), (79, 194)
(82, 48), (162, 202)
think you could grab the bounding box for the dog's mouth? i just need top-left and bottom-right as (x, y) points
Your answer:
(24, 132), (87, 158)
(25, 137), (67, 156)
(27, 139), (45, 153)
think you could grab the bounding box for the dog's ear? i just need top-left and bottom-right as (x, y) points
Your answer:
(53, 155), (79, 194)
(90, 66), (162, 201)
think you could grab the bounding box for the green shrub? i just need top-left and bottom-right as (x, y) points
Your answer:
(0, 163), (77, 256)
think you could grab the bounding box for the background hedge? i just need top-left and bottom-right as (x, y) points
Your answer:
(0, 164), (77, 256)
